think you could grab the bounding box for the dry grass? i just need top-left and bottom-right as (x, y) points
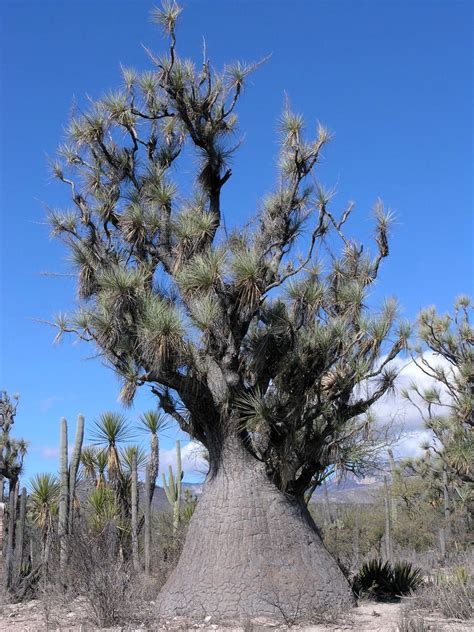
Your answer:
(402, 567), (473, 623)
(38, 525), (159, 628)
(398, 610), (442, 632)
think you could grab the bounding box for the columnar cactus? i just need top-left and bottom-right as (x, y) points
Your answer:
(68, 414), (84, 535)
(5, 480), (17, 588)
(58, 417), (68, 572)
(162, 440), (182, 534)
(13, 486), (26, 585)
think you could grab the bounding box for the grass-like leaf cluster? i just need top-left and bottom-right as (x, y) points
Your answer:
(352, 559), (423, 600)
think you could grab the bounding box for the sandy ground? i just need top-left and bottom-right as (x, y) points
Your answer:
(0, 598), (472, 631)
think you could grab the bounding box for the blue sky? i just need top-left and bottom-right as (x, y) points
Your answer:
(1, 0), (472, 482)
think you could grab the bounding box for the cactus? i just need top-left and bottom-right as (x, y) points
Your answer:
(144, 463), (151, 575)
(13, 486), (26, 585)
(68, 414), (84, 535)
(58, 417), (68, 573)
(162, 440), (183, 534)
(131, 451), (139, 571)
(5, 480), (17, 589)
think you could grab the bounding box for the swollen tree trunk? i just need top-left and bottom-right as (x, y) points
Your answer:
(156, 435), (353, 619)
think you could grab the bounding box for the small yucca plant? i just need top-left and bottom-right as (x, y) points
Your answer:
(392, 561), (423, 596)
(352, 559), (393, 598)
(353, 559), (423, 599)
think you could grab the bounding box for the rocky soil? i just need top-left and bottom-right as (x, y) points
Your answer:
(0, 597), (472, 631)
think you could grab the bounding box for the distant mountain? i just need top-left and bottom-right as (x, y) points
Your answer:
(153, 476), (383, 508)
(178, 477), (382, 506)
(150, 482), (203, 511)
(311, 474), (383, 505)
(77, 475), (381, 513)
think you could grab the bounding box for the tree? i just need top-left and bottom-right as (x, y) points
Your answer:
(138, 410), (168, 505)
(29, 473), (59, 571)
(402, 297), (473, 550)
(90, 412), (134, 519)
(403, 297), (473, 483)
(48, 2), (410, 617)
(0, 391), (27, 489)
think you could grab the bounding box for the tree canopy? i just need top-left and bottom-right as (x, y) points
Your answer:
(49, 1), (410, 497)
(403, 297), (473, 492)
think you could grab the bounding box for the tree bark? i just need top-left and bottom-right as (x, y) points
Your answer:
(156, 435), (353, 619)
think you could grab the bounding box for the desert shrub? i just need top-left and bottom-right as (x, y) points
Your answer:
(421, 569), (473, 620)
(353, 559), (422, 599)
(434, 581), (473, 620)
(151, 508), (190, 589)
(311, 502), (386, 570)
(398, 610), (442, 632)
(38, 531), (156, 629)
(402, 566), (473, 622)
(65, 525), (132, 626)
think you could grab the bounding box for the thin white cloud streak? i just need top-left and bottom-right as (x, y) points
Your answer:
(38, 395), (63, 413)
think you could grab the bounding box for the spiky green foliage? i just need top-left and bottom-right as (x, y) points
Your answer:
(392, 561), (423, 596)
(86, 486), (122, 533)
(353, 559), (422, 599)
(48, 2), (410, 496)
(29, 473), (59, 531)
(138, 410), (169, 434)
(403, 297), (474, 504)
(80, 446), (99, 482)
(90, 412), (133, 480)
(120, 444), (148, 472)
(138, 410), (168, 505)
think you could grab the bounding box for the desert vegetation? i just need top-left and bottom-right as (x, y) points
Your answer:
(0, 2), (472, 630)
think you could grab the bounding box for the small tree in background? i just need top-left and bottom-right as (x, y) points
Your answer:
(47, 2), (411, 617)
(0, 392), (27, 492)
(402, 297), (473, 551)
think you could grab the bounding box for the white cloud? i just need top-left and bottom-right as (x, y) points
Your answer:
(370, 351), (453, 458)
(158, 440), (207, 479)
(394, 430), (433, 459)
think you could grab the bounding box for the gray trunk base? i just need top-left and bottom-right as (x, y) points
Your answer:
(156, 440), (353, 619)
